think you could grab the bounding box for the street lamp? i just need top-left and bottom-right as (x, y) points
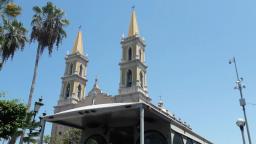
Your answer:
(28, 97), (44, 144)
(39, 112), (47, 144)
(34, 97), (44, 113)
(39, 112), (47, 131)
(229, 57), (252, 144)
(236, 118), (246, 144)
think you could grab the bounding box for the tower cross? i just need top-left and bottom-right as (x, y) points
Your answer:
(78, 25), (82, 31)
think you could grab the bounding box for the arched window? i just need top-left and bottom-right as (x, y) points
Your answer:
(173, 132), (184, 144)
(136, 131), (167, 144)
(79, 64), (83, 76)
(65, 83), (70, 98)
(85, 135), (106, 144)
(128, 47), (132, 60)
(126, 70), (132, 87)
(77, 84), (81, 98)
(140, 72), (144, 88)
(69, 63), (73, 75)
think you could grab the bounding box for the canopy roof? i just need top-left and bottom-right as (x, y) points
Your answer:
(44, 102), (212, 143)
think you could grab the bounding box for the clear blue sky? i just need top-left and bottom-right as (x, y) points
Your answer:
(1, 0), (256, 143)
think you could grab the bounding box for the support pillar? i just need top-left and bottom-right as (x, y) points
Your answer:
(169, 122), (173, 144)
(140, 105), (144, 144)
(39, 119), (46, 144)
(240, 126), (246, 144)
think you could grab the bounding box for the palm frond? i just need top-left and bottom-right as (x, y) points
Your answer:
(30, 2), (69, 56)
(60, 19), (69, 25)
(4, 2), (21, 17)
(32, 6), (42, 14)
(1, 19), (27, 62)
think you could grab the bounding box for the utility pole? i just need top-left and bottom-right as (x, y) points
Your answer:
(236, 118), (246, 144)
(229, 57), (252, 144)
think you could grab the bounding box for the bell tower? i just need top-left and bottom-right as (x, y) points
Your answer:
(119, 9), (149, 99)
(58, 31), (88, 105)
(51, 31), (88, 140)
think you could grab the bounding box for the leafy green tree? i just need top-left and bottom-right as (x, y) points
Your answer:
(0, 95), (43, 144)
(43, 135), (51, 144)
(28, 1), (69, 110)
(50, 128), (81, 144)
(62, 128), (82, 144)
(0, 0), (27, 69)
(50, 134), (63, 144)
(0, 99), (27, 140)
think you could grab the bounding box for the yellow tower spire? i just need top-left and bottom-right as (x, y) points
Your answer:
(72, 31), (84, 54)
(128, 8), (140, 37)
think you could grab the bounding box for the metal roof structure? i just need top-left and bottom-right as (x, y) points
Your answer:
(43, 102), (213, 144)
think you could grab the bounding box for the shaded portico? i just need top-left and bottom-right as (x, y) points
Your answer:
(39, 102), (212, 144)
(40, 102), (168, 144)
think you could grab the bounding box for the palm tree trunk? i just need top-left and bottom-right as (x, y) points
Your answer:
(27, 45), (41, 110)
(19, 45), (41, 144)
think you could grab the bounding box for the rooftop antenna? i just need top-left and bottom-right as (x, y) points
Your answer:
(229, 57), (252, 144)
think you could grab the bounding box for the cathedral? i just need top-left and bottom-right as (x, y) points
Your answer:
(42, 9), (213, 144)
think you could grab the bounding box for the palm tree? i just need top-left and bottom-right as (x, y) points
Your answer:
(28, 2), (69, 110)
(1, 19), (27, 63)
(0, 1), (26, 69)
(4, 2), (21, 17)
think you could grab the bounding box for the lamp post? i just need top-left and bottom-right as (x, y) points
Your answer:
(229, 57), (252, 144)
(39, 112), (46, 144)
(236, 118), (246, 144)
(34, 97), (43, 113)
(28, 97), (44, 144)
(32, 97), (43, 123)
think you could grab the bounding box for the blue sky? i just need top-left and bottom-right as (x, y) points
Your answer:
(1, 0), (256, 143)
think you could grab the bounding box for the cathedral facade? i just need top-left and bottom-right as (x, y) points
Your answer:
(47, 9), (213, 144)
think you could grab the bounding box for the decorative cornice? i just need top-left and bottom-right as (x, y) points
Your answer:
(119, 59), (148, 69)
